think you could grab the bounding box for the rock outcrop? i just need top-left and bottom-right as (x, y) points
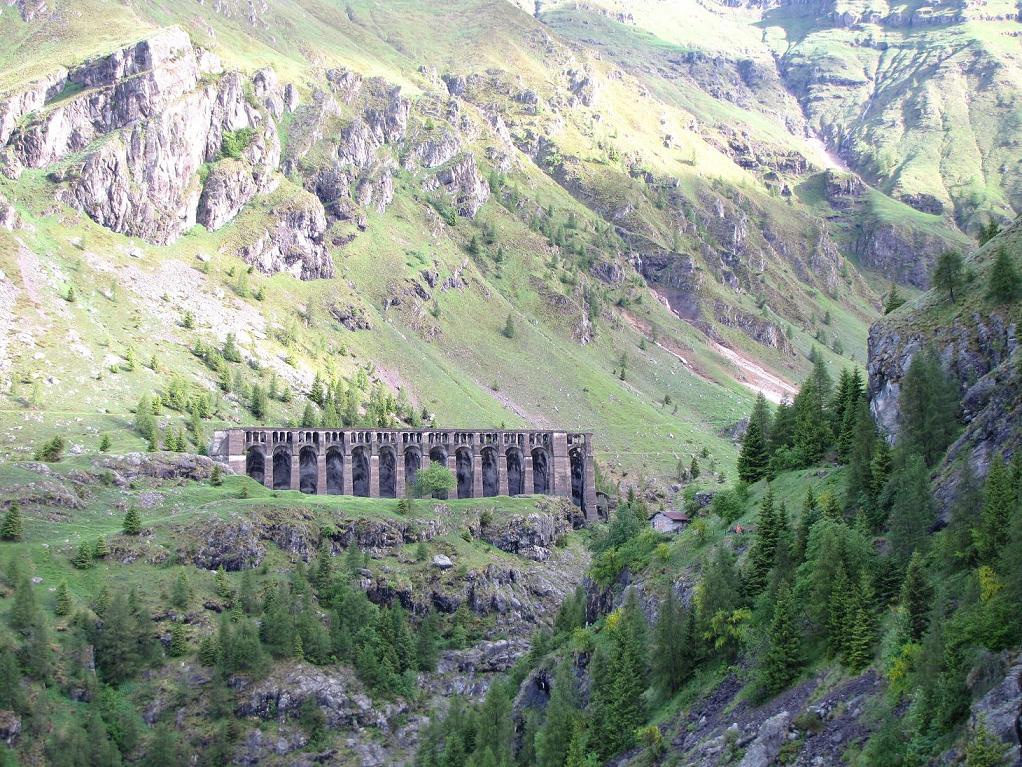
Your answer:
(970, 659), (1022, 765)
(422, 153), (490, 217)
(239, 192), (334, 279)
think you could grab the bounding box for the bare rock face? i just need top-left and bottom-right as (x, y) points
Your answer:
(970, 660), (1022, 766)
(0, 190), (19, 230)
(7, 0), (47, 21)
(0, 29), (293, 246)
(237, 664), (393, 731)
(0, 69), (67, 149)
(853, 218), (959, 289)
(423, 153), (490, 217)
(66, 68), (280, 245)
(404, 130), (461, 170)
(10, 28), (212, 170)
(240, 192), (334, 280)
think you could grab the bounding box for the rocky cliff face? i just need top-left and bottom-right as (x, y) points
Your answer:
(867, 219), (1022, 501)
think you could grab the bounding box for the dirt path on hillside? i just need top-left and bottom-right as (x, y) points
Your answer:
(618, 307), (715, 385)
(629, 291), (797, 403)
(711, 340), (797, 403)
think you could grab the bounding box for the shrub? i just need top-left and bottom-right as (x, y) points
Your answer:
(220, 127), (255, 160)
(34, 436), (65, 462)
(414, 463), (455, 498)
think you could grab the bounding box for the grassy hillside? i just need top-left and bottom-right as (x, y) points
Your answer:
(0, 0), (895, 491)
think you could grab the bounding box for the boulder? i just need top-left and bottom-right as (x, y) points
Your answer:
(738, 711), (791, 767)
(432, 554), (454, 570)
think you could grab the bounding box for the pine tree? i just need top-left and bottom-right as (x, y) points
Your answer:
(901, 552), (932, 642)
(964, 720), (1011, 767)
(99, 433), (112, 452)
(93, 536), (109, 559)
(197, 634), (218, 666)
(214, 566), (234, 605)
(974, 457), (1014, 566)
(72, 540), (93, 569)
(135, 395), (156, 443)
(883, 283), (907, 314)
(986, 248), (1021, 304)
(55, 580), (72, 616)
(843, 571), (878, 671)
(501, 313), (516, 339)
(169, 622), (188, 657)
(123, 506), (142, 535)
(609, 592), (648, 751)
(535, 658), (581, 767)
(416, 609), (441, 672)
(791, 373), (832, 466)
(886, 453), (936, 567)
(210, 463), (223, 486)
(793, 488), (819, 564)
(844, 400), (878, 519)
(899, 348), (959, 467)
(758, 583), (801, 697)
(746, 486), (779, 596)
(738, 393), (771, 482)
(1, 502), (23, 541)
(932, 250), (964, 303)
(170, 571), (191, 609)
(9, 574), (40, 635)
(0, 645), (23, 712)
(652, 589), (692, 697)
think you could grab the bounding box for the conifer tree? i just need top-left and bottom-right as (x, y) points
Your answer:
(886, 453), (936, 567)
(767, 399), (794, 455)
(501, 313), (516, 339)
(746, 486), (779, 596)
(844, 571), (878, 671)
(93, 536), (109, 558)
(652, 589), (693, 697)
(758, 583), (801, 697)
(1, 502), (23, 541)
(169, 622), (188, 657)
(844, 400), (878, 519)
(792, 374), (832, 466)
(883, 283), (907, 314)
(123, 506), (142, 535)
(9, 574), (40, 635)
(0, 645), (23, 712)
(899, 348), (959, 467)
(170, 571), (191, 609)
(99, 433), (112, 452)
(72, 540), (93, 569)
(564, 721), (598, 767)
(973, 457), (1013, 566)
(901, 552), (932, 642)
(738, 393), (771, 482)
(986, 248), (1021, 304)
(535, 658), (581, 767)
(933, 250), (964, 303)
(135, 395), (156, 444)
(416, 609), (441, 672)
(301, 401), (318, 428)
(793, 488), (819, 565)
(964, 720), (1010, 767)
(214, 566), (234, 604)
(55, 581), (72, 617)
